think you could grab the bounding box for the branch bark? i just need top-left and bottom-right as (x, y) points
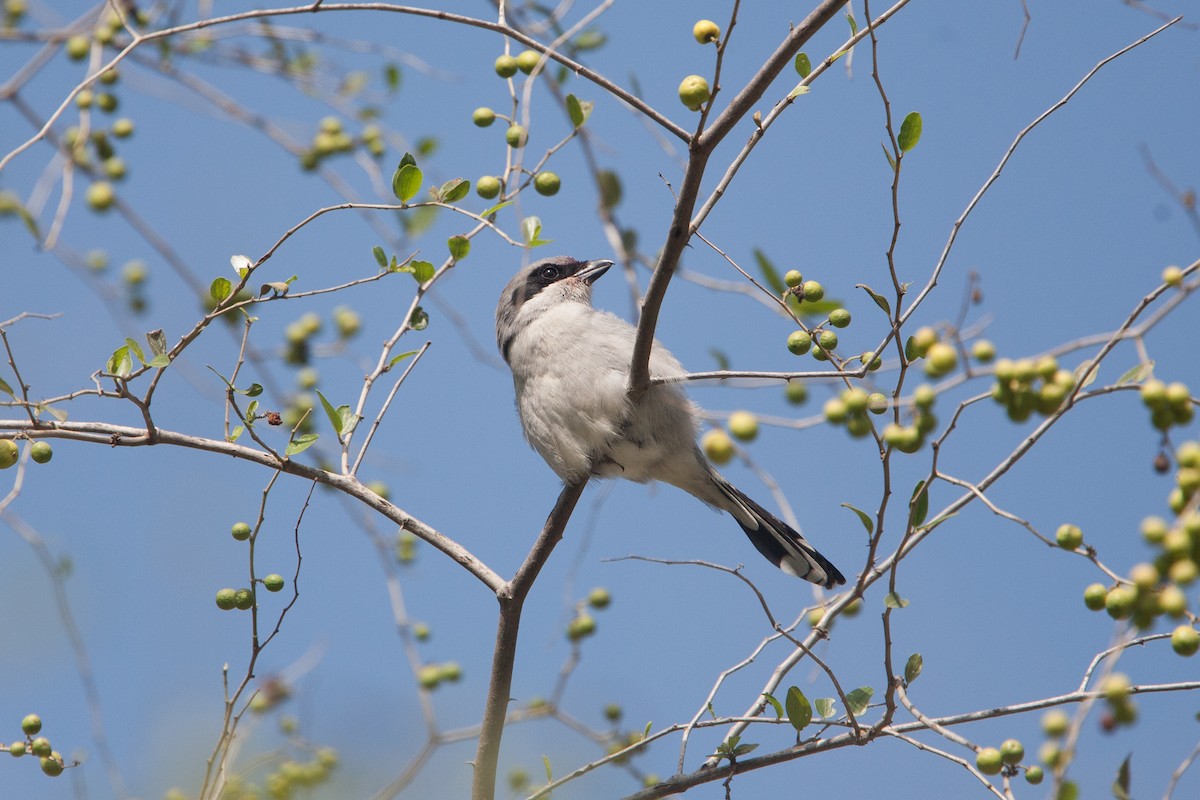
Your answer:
(471, 481), (587, 800)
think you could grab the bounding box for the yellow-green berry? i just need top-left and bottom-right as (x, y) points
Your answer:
(472, 107), (496, 127)
(494, 54), (519, 78)
(677, 75), (711, 111)
(692, 19), (720, 43)
(727, 410), (759, 442)
(534, 171), (561, 196)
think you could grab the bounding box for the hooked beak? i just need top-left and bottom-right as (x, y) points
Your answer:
(575, 259), (614, 284)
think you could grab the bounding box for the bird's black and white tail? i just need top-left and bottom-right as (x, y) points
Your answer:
(709, 469), (845, 588)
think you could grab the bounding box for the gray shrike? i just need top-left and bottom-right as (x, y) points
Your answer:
(495, 255), (845, 588)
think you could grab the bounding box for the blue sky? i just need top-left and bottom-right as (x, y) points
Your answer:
(1, 1), (1198, 798)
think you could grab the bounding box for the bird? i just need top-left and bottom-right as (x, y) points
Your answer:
(495, 255), (845, 588)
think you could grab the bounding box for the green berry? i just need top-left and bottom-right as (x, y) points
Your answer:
(924, 342), (957, 377)
(476, 175), (502, 199)
(1102, 673), (1131, 701)
(701, 429), (734, 465)
(533, 171), (561, 196)
(412, 622), (431, 641)
(566, 613), (596, 641)
(1055, 523), (1083, 550)
(1082, 583), (1108, 611)
(971, 339), (996, 363)
(784, 378), (808, 405)
(786, 330), (811, 355)
(1162, 265), (1183, 287)
(842, 388), (869, 414)
(505, 124), (528, 148)
(823, 398), (848, 424)
(494, 54), (518, 78)
(233, 588), (255, 610)
(515, 49), (540, 74)
(1041, 710), (1069, 737)
(472, 107), (496, 127)
(1171, 625), (1200, 656)
(1104, 586), (1137, 619)
(727, 410), (759, 442)
(417, 664), (441, 689)
(1141, 379), (1167, 408)
(215, 588), (237, 610)
(86, 181), (115, 211)
(816, 330), (837, 351)
(21, 714), (42, 736)
(913, 384), (936, 409)
(40, 756), (63, 777)
(783, 269), (803, 288)
(800, 280), (824, 302)
(828, 308), (851, 328)
(0, 440), (17, 469)
(96, 92), (118, 113)
(30, 737), (51, 757)
(677, 75), (711, 111)
(587, 587), (611, 609)
(231, 522), (252, 541)
(263, 574), (285, 593)
(692, 19), (720, 43)
(1140, 516), (1168, 544)
(1025, 765), (1044, 784)
(65, 35), (90, 60)
(603, 703), (622, 722)
(867, 392), (889, 415)
(1000, 738), (1024, 765)
(9, 741), (26, 757)
(109, 118), (133, 138)
(911, 326), (937, 357)
(975, 747), (1003, 775)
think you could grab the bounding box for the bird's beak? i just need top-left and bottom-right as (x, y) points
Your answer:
(576, 259), (614, 284)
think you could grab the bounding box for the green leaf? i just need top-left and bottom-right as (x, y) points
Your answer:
(372, 246), (388, 268)
(858, 283), (892, 316)
(904, 653), (923, 685)
(881, 141), (897, 172)
(384, 62), (401, 92)
(730, 741), (758, 757)
(884, 591), (909, 609)
(480, 200), (513, 218)
(919, 511), (957, 533)
(440, 178), (470, 203)
(1112, 755), (1131, 800)
(210, 277), (232, 303)
(1116, 361), (1153, 386)
(708, 348), (730, 371)
(845, 686), (873, 717)
(904, 335), (919, 362)
(393, 163), (423, 203)
(448, 235), (470, 261)
(316, 390), (343, 435)
(409, 260), (435, 285)
(147, 354), (170, 368)
(787, 83), (811, 100)
(908, 480), (928, 528)
(107, 345), (131, 376)
(566, 93), (593, 128)
(409, 307), (429, 331)
(229, 424), (244, 442)
(124, 337), (146, 366)
(846, 11), (858, 35)
(542, 755), (552, 782)
(246, 400), (258, 418)
(240, 383), (263, 397)
(1058, 781), (1080, 800)
(841, 502), (874, 534)
(522, 215), (552, 247)
(0, 376), (13, 397)
(761, 693), (784, 720)
(285, 433), (318, 456)
(146, 329), (167, 356)
(814, 698), (836, 719)
(753, 248), (786, 295)
(388, 350), (418, 369)
(794, 52), (812, 78)
(785, 687), (812, 733)
(898, 112), (922, 153)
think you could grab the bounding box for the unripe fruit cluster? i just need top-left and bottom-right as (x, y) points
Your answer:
(417, 661), (463, 690)
(1140, 378), (1194, 432)
(299, 116), (381, 170)
(0, 439), (54, 469)
(1098, 673), (1138, 730)
(6, 714), (68, 776)
(975, 737), (1025, 776)
(824, 387), (890, 441)
(1082, 442), (1200, 634)
(567, 587), (613, 641)
(701, 411), (761, 466)
(215, 587), (255, 611)
(260, 748), (339, 798)
(990, 354), (1075, 422)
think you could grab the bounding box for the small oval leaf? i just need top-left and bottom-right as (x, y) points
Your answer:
(904, 653), (923, 685)
(210, 277), (232, 303)
(898, 111), (922, 152)
(785, 686), (812, 733)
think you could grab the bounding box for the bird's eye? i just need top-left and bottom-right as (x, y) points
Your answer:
(538, 266), (560, 281)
